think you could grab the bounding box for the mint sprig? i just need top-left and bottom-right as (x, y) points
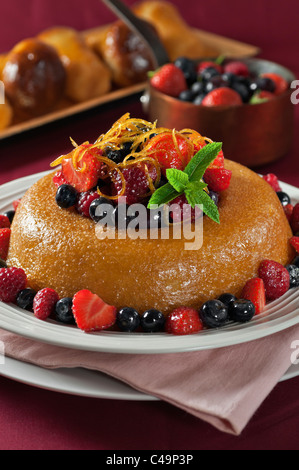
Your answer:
(147, 142), (222, 224)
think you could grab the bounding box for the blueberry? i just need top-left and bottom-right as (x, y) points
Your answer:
(286, 264), (299, 288)
(16, 288), (37, 311)
(179, 89), (194, 102)
(0, 258), (7, 268)
(55, 297), (75, 324)
(276, 191), (291, 206)
(114, 204), (139, 230)
(193, 93), (206, 105)
(89, 197), (115, 224)
(221, 72), (236, 86)
(199, 66), (220, 81)
(140, 309), (165, 332)
(55, 184), (78, 208)
(209, 191), (219, 206)
(199, 300), (228, 328)
(174, 57), (197, 85)
(231, 82), (251, 103)
(116, 307), (140, 332)
(256, 77), (276, 93)
(190, 81), (205, 95)
(146, 207), (163, 229)
(104, 148), (124, 164)
(228, 299), (255, 323)
(205, 75), (226, 93)
(217, 293), (237, 308)
(3, 210), (15, 224)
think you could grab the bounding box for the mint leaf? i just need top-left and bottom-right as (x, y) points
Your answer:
(184, 142), (222, 183)
(166, 168), (189, 193)
(184, 181), (208, 207)
(147, 182), (181, 208)
(185, 189), (220, 224)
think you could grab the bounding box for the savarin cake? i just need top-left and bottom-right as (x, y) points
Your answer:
(2, 114), (298, 335)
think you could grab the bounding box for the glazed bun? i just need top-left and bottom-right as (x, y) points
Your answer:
(133, 0), (216, 60)
(38, 27), (111, 102)
(100, 20), (156, 87)
(2, 38), (66, 118)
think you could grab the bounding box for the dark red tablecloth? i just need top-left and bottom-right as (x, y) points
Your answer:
(0, 0), (299, 451)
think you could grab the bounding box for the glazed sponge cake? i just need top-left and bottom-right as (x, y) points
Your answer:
(7, 159), (293, 315)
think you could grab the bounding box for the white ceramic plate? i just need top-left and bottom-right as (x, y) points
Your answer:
(0, 172), (298, 355)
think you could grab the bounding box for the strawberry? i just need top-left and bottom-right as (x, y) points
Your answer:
(165, 306), (203, 335)
(290, 236), (299, 253)
(0, 228), (11, 260)
(53, 170), (69, 188)
(61, 144), (102, 193)
(223, 60), (250, 77)
(260, 73), (289, 95)
(145, 132), (192, 175)
(0, 215), (10, 229)
(291, 203), (299, 234)
(0, 267), (27, 303)
(258, 259), (290, 300)
(150, 64), (187, 97)
(72, 289), (117, 332)
(283, 204), (294, 223)
(33, 288), (60, 320)
(241, 277), (266, 315)
(203, 167), (232, 192)
(262, 173), (281, 192)
(202, 87), (243, 107)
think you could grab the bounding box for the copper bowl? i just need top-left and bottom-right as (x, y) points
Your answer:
(142, 58), (296, 167)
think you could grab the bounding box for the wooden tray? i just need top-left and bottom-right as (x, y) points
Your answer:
(0, 26), (260, 141)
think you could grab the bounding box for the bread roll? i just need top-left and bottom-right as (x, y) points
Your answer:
(2, 38), (66, 118)
(38, 27), (111, 102)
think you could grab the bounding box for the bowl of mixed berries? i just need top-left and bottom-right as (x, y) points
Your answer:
(143, 57), (295, 167)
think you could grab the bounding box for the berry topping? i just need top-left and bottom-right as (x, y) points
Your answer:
(140, 309), (165, 333)
(16, 288), (37, 311)
(262, 173), (281, 192)
(241, 277), (266, 315)
(55, 297), (75, 324)
(0, 214), (11, 229)
(72, 289), (117, 332)
(0, 267), (27, 303)
(165, 306), (203, 335)
(145, 132), (192, 175)
(228, 299), (256, 323)
(61, 145), (103, 192)
(290, 236), (299, 253)
(52, 170), (68, 188)
(89, 197), (115, 224)
(283, 204), (294, 223)
(111, 165), (153, 205)
(276, 191), (291, 206)
(199, 299), (228, 328)
(169, 194), (203, 223)
(258, 259), (290, 300)
(33, 288), (60, 320)
(201, 87), (243, 107)
(55, 184), (78, 209)
(116, 307), (141, 332)
(203, 167), (232, 192)
(76, 190), (100, 218)
(150, 63), (188, 97)
(0, 228), (11, 260)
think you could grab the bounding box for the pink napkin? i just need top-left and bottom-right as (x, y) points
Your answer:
(1, 323), (299, 435)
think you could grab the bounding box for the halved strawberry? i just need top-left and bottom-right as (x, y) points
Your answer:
(0, 228), (11, 260)
(203, 167), (232, 192)
(72, 289), (117, 332)
(241, 277), (266, 315)
(61, 144), (103, 192)
(145, 132), (193, 175)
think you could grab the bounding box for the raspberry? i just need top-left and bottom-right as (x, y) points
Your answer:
(33, 288), (60, 320)
(262, 173), (281, 192)
(76, 190), (100, 218)
(203, 167), (232, 192)
(0, 267), (27, 303)
(165, 306), (203, 335)
(258, 259), (290, 301)
(169, 194), (203, 223)
(111, 166), (151, 205)
(224, 60), (250, 77)
(283, 204), (294, 223)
